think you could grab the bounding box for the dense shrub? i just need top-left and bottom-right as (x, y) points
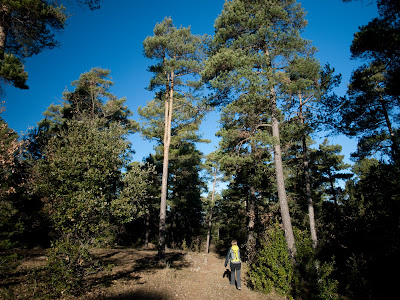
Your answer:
(43, 238), (91, 297)
(249, 223), (294, 297)
(249, 224), (340, 299)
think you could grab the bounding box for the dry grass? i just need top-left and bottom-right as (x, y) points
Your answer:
(1, 248), (285, 300)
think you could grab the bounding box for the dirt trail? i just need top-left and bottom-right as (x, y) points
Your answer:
(7, 248), (284, 299)
(84, 248), (284, 300)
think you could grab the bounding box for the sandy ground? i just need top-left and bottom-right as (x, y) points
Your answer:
(3, 248), (285, 300)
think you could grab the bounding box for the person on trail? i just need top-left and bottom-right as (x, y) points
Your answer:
(224, 240), (242, 290)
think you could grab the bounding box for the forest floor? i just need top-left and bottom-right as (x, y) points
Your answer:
(2, 247), (285, 300)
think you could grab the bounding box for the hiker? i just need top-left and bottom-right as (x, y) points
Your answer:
(224, 239), (242, 290)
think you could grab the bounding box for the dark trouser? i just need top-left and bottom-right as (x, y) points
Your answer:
(230, 262), (241, 288)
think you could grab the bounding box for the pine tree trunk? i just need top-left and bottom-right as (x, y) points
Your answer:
(328, 171), (338, 205)
(205, 168), (217, 253)
(246, 186), (257, 263)
(0, 4), (10, 60)
(271, 93), (297, 261)
(205, 207), (213, 253)
(158, 109), (168, 262)
(158, 71), (174, 263)
(299, 94), (317, 248)
(302, 135), (318, 248)
(145, 209), (150, 249)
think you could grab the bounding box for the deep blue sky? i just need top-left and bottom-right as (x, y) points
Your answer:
(2, 0), (377, 163)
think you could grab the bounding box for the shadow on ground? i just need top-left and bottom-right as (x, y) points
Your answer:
(87, 249), (190, 290)
(104, 288), (173, 300)
(1, 248), (192, 299)
(223, 268), (231, 284)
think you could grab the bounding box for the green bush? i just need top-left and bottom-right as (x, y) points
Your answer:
(181, 239), (188, 252)
(0, 252), (19, 281)
(42, 238), (92, 298)
(191, 236), (203, 252)
(249, 223), (294, 297)
(292, 229), (340, 300)
(249, 225), (340, 299)
(316, 259), (339, 300)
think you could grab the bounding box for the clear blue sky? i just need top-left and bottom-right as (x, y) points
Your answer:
(2, 0), (377, 164)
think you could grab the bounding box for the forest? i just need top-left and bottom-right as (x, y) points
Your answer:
(1, 0), (399, 299)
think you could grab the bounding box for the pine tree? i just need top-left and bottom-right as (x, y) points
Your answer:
(25, 68), (147, 296)
(59, 68), (135, 129)
(141, 17), (205, 261)
(312, 139), (352, 205)
(347, 0), (399, 97)
(0, 0), (101, 92)
(284, 58), (336, 248)
(29, 68), (137, 239)
(204, 0), (315, 261)
(328, 158), (400, 298)
(215, 93), (275, 261)
(26, 68), (135, 162)
(311, 139), (352, 261)
(203, 151), (224, 253)
(335, 0), (400, 161)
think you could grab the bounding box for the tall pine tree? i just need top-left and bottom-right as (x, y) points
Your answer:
(204, 0), (315, 261)
(141, 17), (205, 261)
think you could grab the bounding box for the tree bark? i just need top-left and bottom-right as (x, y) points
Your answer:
(271, 92), (297, 261)
(145, 208), (150, 249)
(205, 167), (217, 253)
(299, 94), (318, 248)
(205, 206), (213, 253)
(158, 71), (174, 263)
(302, 135), (318, 248)
(328, 169), (338, 205)
(246, 186), (257, 263)
(0, 3), (10, 60)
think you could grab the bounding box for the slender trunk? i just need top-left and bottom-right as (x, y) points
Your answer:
(328, 169), (338, 205)
(91, 87), (96, 120)
(145, 208), (150, 249)
(205, 168), (217, 253)
(302, 135), (317, 248)
(271, 92), (297, 261)
(158, 71), (174, 263)
(299, 94), (317, 248)
(246, 186), (257, 263)
(264, 47), (296, 260)
(0, 4), (10, 60)
(327, 167), (343, 237)
(158, 101), (169, 262)
(205, 207), (213, 253)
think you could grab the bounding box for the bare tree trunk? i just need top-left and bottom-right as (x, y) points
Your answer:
(0, 3), (10, 60)
(158, 104), (169, 262)
(299, 94), (318, 248)
(145, 208), (150, 249)
(246, 186), (257, 263)
(205, 168), (217, 253)
(271, 93), (297, 261)
(264, 47), (296, 261)
(158, 71), (174, 263)
(328, 170), (338, 205)
(205, 207), (213, 253)
(302, 135), (318, 248)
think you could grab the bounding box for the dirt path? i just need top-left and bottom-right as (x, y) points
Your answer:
(7, 248), (284, 300)
(83, 248), (284, 300)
